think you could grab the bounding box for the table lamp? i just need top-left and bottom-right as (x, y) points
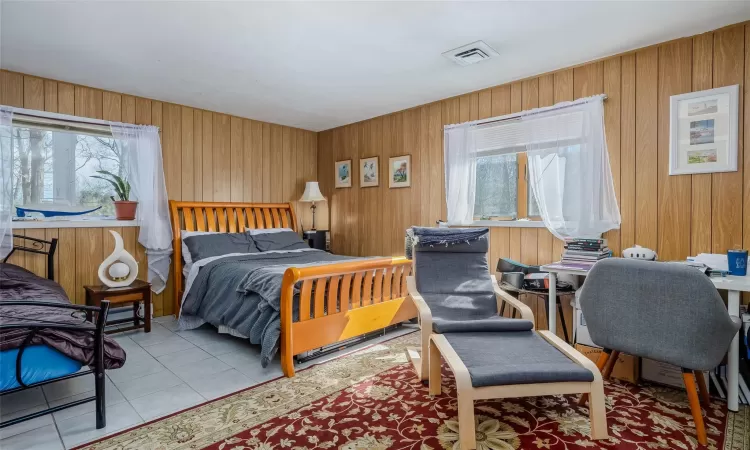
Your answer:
(299, 181), (326, 230)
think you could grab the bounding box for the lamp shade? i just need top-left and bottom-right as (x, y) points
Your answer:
(299, 181), (326, 202)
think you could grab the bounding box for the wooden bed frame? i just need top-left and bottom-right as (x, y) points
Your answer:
(169, 201), (417, 377)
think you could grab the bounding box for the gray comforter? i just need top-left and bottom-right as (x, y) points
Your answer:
(180, 250), (361, 366)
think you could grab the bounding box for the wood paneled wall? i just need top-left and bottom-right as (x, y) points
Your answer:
(1, 70), (318, 316)
(318, 22), (750, 324)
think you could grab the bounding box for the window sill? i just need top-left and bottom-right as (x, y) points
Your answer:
(471, 219), (546, 228)
(12, 218), (139, 229)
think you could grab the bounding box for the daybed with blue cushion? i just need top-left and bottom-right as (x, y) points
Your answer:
(0, 234), (126, 430)
(406, 227), (609, 449)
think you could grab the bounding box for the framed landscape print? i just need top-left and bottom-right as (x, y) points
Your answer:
(360, 156), (379, 187)
(335, 159), (352, 188)
(389, 155), (411, 188)
(669, 85), (739, 175)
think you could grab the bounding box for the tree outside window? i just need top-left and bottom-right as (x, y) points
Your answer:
(11, 126), (125, 217)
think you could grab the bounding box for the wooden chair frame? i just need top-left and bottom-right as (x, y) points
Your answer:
(406, 274), (535, 381)
(429, 330), (609, 449)
(170, 201), (417, 377)
(578, 350), (710, 446)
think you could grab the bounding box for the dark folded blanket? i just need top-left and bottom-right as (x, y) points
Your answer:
(0, 263), (126, 369)
(412, 227), (489, 247)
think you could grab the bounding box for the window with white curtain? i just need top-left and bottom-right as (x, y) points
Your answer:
(445, 95), (619, 237)
(10, 124), (123, 217)
(474, 153), (518, 219)
(472, 149), (567, 221)
(472, 118), (561, 221)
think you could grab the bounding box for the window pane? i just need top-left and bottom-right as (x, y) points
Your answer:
(12, 126), (124, 217)
(528, 178), (540, 217)
(474, 153), (518, 219)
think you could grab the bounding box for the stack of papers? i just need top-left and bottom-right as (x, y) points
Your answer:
(687, 253), (729, 272)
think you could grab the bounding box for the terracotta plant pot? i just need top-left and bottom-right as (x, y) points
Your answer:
(113, 201), (138, 220)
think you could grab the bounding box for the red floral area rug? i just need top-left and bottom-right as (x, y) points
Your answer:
(77, 332), (748, 450)
(205, 364), (732, 450)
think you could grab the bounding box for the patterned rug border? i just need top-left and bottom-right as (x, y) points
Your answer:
(723, 402), (749, 450)
(71, 329), (418, 450)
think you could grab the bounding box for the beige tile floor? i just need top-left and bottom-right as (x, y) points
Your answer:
(0, 315), (415, 449)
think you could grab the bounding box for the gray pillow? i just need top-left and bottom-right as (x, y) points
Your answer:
(183, 233), (259, 262)
(251, 230), (309, 252)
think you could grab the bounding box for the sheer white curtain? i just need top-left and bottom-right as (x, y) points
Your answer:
(444, 123), (477, 225)
(110, 124), (172, 294)
(443, 95), (620, 238)
(525, 96), (620, 239)
(0, 106), (12, 259)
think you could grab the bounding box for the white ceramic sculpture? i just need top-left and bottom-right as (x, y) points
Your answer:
(98, 230), (138, 287)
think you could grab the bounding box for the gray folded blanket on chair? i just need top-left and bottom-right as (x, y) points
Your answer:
(412, 227), (489, 247)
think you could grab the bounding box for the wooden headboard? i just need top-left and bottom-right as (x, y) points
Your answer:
(169, 201), (299, 313)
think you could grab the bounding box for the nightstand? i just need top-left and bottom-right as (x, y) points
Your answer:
(303, 230), (328, 251)
(84, 280), (152, 333)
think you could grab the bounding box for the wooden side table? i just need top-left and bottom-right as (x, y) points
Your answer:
(84, 280), (152, 333)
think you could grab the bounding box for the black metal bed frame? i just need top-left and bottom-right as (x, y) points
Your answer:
(1, 233), (57, 280)
(1, 234), (110, 430)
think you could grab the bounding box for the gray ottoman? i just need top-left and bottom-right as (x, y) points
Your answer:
(429, 330), (608, 449)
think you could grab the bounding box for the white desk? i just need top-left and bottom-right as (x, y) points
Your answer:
(540, 263), (748, 412)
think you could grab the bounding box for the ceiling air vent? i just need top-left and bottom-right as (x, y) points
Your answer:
(442, 40), (499, 66)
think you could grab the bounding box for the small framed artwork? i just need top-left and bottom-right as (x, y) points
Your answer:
(389, 155), (411, 188)
(360, 156), (379, 188)
(334, 159), (352, 188)
(669, 85), (739, 175)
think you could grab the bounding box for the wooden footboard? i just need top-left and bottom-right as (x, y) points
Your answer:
(280, 257), (416, 377)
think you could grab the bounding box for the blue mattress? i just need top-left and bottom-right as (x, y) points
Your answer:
(0, 345), (82, 391)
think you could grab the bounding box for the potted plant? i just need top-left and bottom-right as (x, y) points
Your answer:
(91, 171), (137, 220)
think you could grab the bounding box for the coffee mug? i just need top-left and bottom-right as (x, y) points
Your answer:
(727, 249), (748, 276)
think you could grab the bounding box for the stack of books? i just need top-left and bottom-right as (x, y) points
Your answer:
(562, 238), (611, 264)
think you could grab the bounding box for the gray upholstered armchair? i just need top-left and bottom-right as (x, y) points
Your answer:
(405, 227), (536, 380)
(578, 258), (741, 446)
(407, 227), (610, 447)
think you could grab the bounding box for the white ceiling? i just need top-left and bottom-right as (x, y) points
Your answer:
(2, 1), (749, 132)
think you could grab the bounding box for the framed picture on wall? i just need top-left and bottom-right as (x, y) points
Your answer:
(335, 160), (352, 188)
(669, 85), (739, 175)
(360, 156), (379, 188)
(389, 155), (411, 188)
